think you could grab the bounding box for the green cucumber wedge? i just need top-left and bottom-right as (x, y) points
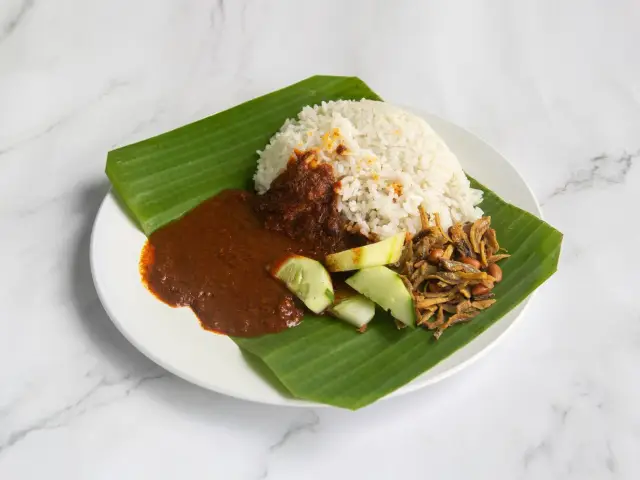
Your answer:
(325, 233), (405, 272)
(346, 266), (416, 327)
(328, 294), (376, 328)
(271, 255), (334, 314)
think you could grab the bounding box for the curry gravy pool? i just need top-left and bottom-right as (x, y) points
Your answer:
(139, 154), (363, 337)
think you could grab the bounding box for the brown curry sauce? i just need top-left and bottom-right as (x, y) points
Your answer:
(140, 152), (364, 337)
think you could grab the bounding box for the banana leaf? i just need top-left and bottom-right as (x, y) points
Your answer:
(107, 76), (380, 235)
(106, 75), (562, 409)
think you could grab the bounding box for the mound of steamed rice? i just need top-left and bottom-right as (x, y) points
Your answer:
(254, 100), (483, 239)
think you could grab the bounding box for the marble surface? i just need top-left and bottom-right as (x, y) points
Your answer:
(1, 0), (639, 478)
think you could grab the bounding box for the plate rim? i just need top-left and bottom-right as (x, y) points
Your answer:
(90, 110), (543, 408)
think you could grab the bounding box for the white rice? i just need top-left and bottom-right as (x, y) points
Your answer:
(254, 100), (483, 238)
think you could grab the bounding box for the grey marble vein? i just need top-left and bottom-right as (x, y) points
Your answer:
(522, 403), (571, 470)
(269, 410), (319, 452)
(240, 0), (250, 33)
(128, 107), (166, 139)
(258, 411), (319, 479)
(0, 112), (68, 157)
(0, 370), (167, 456)
(545, 150), (639, 203)
(551, 403), (571, 425)
(605, 440), (617, 473)
(0, 79), (128, 157)
(0, 0), (34, 44)
(210, 0), (225, 29)
(523, 439), (552, 470)
(5, 188), (73, 219)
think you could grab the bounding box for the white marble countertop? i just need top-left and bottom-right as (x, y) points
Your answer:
(2, 1), (639, 478)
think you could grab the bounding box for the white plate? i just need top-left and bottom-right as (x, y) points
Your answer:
(91, 111), (542, 407)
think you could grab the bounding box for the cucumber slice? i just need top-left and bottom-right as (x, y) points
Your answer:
(325, 233), (405, 272)
(271, 255), (334, 314)
(328, 294), (376, 328)
(346, 266), (415, 327)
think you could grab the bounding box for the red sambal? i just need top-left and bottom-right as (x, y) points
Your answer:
(140, 151), (363, 337)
